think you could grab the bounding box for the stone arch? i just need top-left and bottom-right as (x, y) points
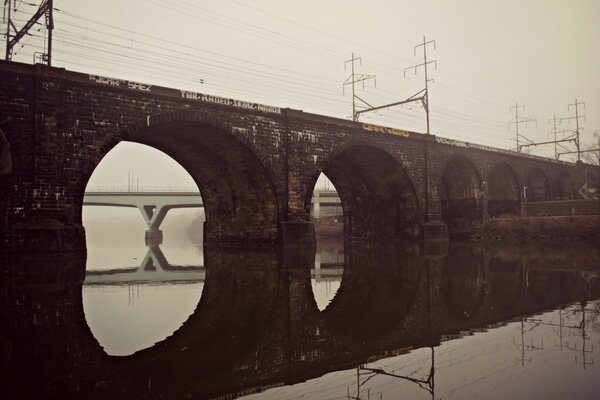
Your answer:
(78, 114), (280, 245)
(526, 168), (550, 202)
(0, 128), (12, 177)
(487, 163), (520, 217)
(440, 156), (483, 234)
(306, 143), (420, 240)
(557, 172), (575, 200)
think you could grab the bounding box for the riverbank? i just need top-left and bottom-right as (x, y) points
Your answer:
(471, 215), (600, 242)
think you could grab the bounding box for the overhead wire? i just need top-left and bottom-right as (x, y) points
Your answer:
(3, 2), (594, 156)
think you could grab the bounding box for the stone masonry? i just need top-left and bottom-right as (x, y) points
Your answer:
(0, 61), (594, 251)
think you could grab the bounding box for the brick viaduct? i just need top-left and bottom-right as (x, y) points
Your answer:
(0, 61), (597, 251)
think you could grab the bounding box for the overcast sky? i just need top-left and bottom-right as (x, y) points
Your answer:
(3, 0), (599, 189)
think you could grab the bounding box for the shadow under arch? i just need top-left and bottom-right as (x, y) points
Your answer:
(487, 162), (520, 217)
(557, 171), (575, 200)
(320, 242), (421, 341)
(440, 156), (483, 235)
(306, 144), (420, 240)
(0, 128), (12, 177)
(78, 115), (280, 246)
(526, 167), (550, 202)
(441, 243), (486, 322)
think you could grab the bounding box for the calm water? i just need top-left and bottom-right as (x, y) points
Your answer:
(1, 236), (599, 399)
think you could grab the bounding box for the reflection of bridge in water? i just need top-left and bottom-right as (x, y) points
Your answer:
(84, 245), (205, 285)
(4, 241), (600, 399)
(83, 244), (344, 285)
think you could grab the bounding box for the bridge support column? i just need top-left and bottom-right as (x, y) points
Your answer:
(280, 221), (315, 247)
(311, 191), (320, 219)
(6, 219), (86, 253)
(145, 229), (163, 245)
(422, 221), (449, 241)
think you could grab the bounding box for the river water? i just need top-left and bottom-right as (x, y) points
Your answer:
(1, 224), (599, 399)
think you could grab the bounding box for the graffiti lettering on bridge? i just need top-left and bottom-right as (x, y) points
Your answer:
(180, 91), (281, 114)
(362, 123), (410, 138)
(88, 74), (152, 91)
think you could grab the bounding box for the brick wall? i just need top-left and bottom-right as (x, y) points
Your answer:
(0, 61), (590, 250)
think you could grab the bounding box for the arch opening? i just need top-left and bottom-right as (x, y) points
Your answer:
(487, 163), (520, 217)
(557, 172), (575, 200)
(309, 145), (420, 241)
(584, 168), (599, 199)
(440, 157), (483, 234)
(526, 168), (550, 202)
(82, 141), (206, 356)
(308, 173), (344, 311)
(80, 120), (280, 246)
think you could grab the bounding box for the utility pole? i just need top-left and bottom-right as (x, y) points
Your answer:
(404, 36), (437, 135)
(560, 99), (586, 161)
(550, 115), (559, 160)
(4, 0), (54, 65)
(509, 102), (537, 152)
(596, 130), (600, 166)
(547, 115), (572, 160)
(343, 53), (376, 121)
(351, 36), (436, 130)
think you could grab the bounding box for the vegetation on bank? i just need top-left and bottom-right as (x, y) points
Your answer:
(471, 215), (600, 242)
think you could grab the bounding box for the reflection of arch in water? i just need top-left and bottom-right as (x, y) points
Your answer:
(306, 144), (420, 240)
(442, 244), (485, 321)
(83, 245), (204, 286)
(321, 242), (420, 340)
(117, 248), (280, 375)
(487, 163), (520, 217)
(526, 266), (596, 306)
(488, 258), (523, 311)
(440, 156), (483, 233)
(526, 269), (568, 306)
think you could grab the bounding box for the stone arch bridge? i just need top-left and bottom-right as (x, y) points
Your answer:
(0, 61), (596, 251)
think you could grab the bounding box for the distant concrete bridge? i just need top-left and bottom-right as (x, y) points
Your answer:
(82, 189), (341, 241)
(0, 61), (597, 252)
(83, 190), (204, 241)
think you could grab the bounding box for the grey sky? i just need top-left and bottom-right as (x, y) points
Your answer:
(3, 0), (599, 188)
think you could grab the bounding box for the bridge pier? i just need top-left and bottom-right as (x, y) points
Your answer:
(145, 228), (163, 245)
(281, 221), (316, 247)
(6, 219), (86, 253)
